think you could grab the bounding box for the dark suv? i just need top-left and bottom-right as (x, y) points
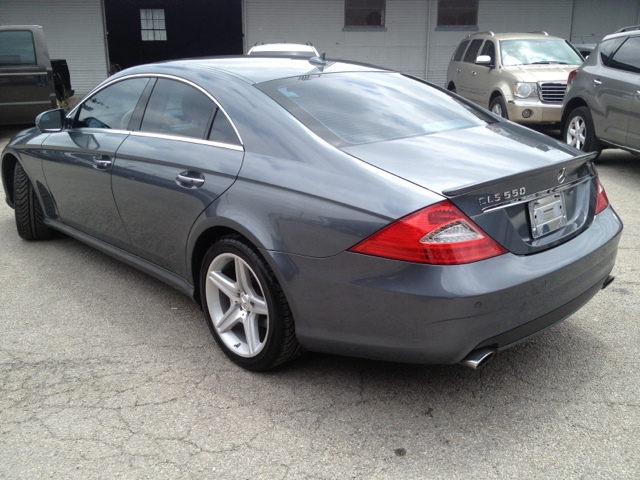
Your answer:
(562, 26), (640, 155)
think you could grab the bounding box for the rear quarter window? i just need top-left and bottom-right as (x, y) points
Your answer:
(599, 36), (627, 66)
(453, 40), (470, 61)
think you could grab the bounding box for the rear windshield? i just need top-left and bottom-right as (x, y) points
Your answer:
(500, 39), (582, 66)
(257, 72), (491, 147)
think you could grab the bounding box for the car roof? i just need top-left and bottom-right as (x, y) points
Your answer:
(122, 56), (391, 85)
(465, 32), (566, 41)
(602, 27), (640, 42)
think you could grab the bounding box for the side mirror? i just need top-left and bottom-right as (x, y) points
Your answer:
(475, 55), (492, 65)
(36, 108), (66, 133)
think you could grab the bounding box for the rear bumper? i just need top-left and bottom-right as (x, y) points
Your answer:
(506, 99), (562, 124)
(265, 206), (622, 364)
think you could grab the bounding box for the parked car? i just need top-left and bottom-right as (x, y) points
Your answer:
(446, 31), (584, 125)
(247, 42), (319, 58)
(1, 57), (621, 371)
(562, 26), (640, 155)
(0, 25), (73, 125)
(573, 43), (596, 58)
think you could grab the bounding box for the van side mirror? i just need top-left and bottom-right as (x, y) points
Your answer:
(36, 108), (66, 133)
(475, 55), (493, 67)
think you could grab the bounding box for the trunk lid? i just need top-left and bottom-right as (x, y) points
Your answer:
(341, 123), (598, 255)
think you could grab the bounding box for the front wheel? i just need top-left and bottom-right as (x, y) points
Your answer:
(13, 162), (53, 240)
(200, 235), (302, 371)
(563, 106), (601, 154)
(489, 96), (508, 119)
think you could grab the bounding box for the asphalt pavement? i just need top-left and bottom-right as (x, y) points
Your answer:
(0, 125), (638, 479)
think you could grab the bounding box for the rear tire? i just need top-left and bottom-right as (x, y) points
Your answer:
(448, 83), (457, 94)
(200, 234), (302, 371)
(563, 106), (601, 154)
(13, 163), (53, 240)
(489, 96), (508, 119)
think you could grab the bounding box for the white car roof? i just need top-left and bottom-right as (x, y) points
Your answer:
(248, 43), (319, 55)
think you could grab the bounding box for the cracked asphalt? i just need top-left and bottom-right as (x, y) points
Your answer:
(1, 125), (638, 479)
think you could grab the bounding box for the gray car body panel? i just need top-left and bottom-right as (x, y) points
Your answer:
(563, 30), (640, 152)
(1, 56), (623, 365)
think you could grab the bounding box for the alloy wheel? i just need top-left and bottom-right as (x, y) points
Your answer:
(567, 116), (586, 149)
(205, 253), (269, 357)
(491, 104), (503, 117)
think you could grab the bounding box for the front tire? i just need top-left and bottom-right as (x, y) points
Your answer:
(564, 106), (601, 154)
(13, 162), (53, 240)
(200, 234), (302, 371)
(489, 96), (508, 119)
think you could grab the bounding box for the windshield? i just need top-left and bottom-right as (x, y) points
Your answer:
(500, 39), (582, 66)
(258, 72), (491, 147)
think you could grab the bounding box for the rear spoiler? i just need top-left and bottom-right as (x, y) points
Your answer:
(442, 151), (598, 197)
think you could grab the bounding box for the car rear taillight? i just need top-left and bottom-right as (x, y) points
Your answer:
(595, 170), (609, 215)
(349, 200), (507, 265)
(567, 69), (579, 85)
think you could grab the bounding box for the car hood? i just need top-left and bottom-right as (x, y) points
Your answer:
(503, 64), (579, 82)
(341, 122), (578, 195)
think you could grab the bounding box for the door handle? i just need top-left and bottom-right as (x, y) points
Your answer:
(456, 68), (462, 72)
(471, 71), (477, 76)
(176, 173), (205, 187)
(93, 155), (112, 169)
(592, 78), (602, 86)
(636, 90), (640, 96)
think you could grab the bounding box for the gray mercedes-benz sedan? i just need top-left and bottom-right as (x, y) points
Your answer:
(1, 56), (622, 371)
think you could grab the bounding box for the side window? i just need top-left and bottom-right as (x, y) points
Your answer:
(141, 79), (215, 139)
(463, 39), (484, 63)
(599, 37), (626, 66)
(453, 40), (469, 62)
(608, 36), (640, 73)
(75, 78), (149, 129)
(0, 30), (36, 66)
(208, 109), (241, 146)
(480, 40), (495, 62)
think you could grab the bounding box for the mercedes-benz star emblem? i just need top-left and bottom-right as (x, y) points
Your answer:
(557, 167), (566, 184)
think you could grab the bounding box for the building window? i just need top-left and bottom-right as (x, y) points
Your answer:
(345, 0), (385, 27)
(437, 0), (478, 27)
(141, 9), (167, 41)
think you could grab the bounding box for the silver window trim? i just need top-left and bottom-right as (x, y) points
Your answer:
(67, 73), (245, 148)
(129, 130), (244, 151)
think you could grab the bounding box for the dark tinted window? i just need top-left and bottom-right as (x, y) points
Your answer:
(463, 39), (484, 63)
(608, 36), (640, 73)
(480, 40), (495, 61)
(453, 40), (469, 61)
(0, 30), (36, 66)
(259, 72), (491, 147)
(437, 0), (478, 27)
(599, 36), (627, 65)
(208, 110), (241, 145)
(141, 79), (215, 139)
(345, 0), (385, 27)
(76, 78), (149, 129)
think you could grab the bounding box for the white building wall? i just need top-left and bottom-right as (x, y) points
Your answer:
(245, 0), (429, 78)
(0, 0), (109, 94)
(571, 0), (640, 44)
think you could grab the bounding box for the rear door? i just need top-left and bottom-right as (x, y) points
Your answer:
(628, 76), (640, 149)
(41, 77), (150, 249)
(589, 36), (637, 145)
(111, 78), (244, 278)
(0, 27), (57, 125)
(458, 39), (485, 105)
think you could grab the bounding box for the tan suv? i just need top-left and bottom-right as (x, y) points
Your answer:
(446, 32), (583, 125)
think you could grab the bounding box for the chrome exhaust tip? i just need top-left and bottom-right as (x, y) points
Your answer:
(460, 348), (496, 370)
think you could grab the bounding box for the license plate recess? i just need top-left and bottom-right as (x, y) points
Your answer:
(528, 192), (567, 239)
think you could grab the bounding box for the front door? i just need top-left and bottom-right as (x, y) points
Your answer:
(41, 77), (150, 249)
